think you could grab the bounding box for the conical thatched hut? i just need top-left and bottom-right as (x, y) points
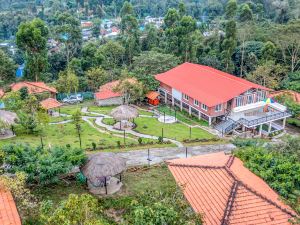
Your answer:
(81, 153), (127, 195)
(0, 110), (17, 125)
(110, 105), (138, 121)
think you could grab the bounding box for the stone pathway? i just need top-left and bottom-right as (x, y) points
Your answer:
(89, 143), (236, 167)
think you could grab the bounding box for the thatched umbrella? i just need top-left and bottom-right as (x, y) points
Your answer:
(81, 153), (127, 194)
(0, 110), (17, 125)
(110, 105), (138, 121)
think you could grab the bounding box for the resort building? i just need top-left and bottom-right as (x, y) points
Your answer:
(155, 63), (292, 136)
(95, 80), (124, 106)
(168, 152), (298, 225)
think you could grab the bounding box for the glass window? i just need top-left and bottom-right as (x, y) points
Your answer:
(247, 95), (253, 104)
(183, 94), (189, 100)
(194, 99), (199, 106)
(201, 104), (208, 111)
(235, 97), (243, 107)
(215, 104), (222, 112)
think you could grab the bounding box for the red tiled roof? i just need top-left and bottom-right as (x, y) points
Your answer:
(168, 152), (297, 225)
(95, 79), (137, 100)
(40, 98), (63, 110)
(0, 187), (21, 225)
(95, 81), (122, 100)
(0, 89), (4, 98)
(146, 91), (159, 100)
(11, 81), (57, 94)
(269, 90), (300, 104)
(155, 63), (271, 107)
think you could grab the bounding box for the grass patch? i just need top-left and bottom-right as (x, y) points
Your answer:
(157, 105), (209, 126)
(88, 105), (116, 115)
(49, 116), (70, 123)
(102, 118), (116, 126)
(134, 117), (214, 141)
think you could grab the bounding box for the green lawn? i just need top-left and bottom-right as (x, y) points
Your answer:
(102, 118), (116, 125)
(157, 105), (209, 126)
(0, 121), (137, 150)
(59, 101), (93, 115)
(134, 117), (214, 141)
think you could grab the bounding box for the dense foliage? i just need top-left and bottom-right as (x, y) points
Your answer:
(1, 144), (86, 185)
(234, 137), (300, 213)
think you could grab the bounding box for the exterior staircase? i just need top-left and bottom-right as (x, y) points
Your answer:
(214, 118), (240, 135)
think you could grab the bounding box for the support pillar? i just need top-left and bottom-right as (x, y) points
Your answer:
(198, 111), (201, 120)
(172, 97), (174, 106)
(208, 117), (212, 126)
(188, 105), (191, 115)
(164, 92), (167, 104)
(180, 101), (183, 111)
(242, 125), (246, 132)
(282, 118), (286, 129)
(259, 124), (262, 136)
(268, 122), (272, 134)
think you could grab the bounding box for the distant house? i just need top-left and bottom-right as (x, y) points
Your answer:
(156, 63), (291, 135)
(40, 98), (63, 115)
(168, 152), (298, 225)
(81, 21), (93, 28)
(270, 90), (300, 104)
(95, 81), (124, 106)
(0, 186), (22, 225)
(10, 81), (57, 99)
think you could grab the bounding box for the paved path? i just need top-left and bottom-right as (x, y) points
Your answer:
(94, 117), (184, 147)
(89, 143), (236, 167)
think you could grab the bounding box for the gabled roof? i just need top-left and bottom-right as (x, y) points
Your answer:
(168, 152), (297, 225)
(95, 81), (122, 100)
(146, 91), (159, 100)
(155, 63), (271, 107)
(40, 98), (63, 110)
(11, 82), (57, 94)
(0, 187), (21, 225)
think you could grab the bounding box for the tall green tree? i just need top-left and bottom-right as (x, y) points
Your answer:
(16, 18), (49, 81)
(239, 3), (253, 22)
(72, 110), (83, 149)
(0, 49), (17, 85)
(85, 67), (109, 91)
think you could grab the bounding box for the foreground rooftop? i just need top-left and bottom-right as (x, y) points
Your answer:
(168, 152), (297, 225)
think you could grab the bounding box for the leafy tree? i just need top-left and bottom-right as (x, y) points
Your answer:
(239, 3), (253, 22)
(178, 1), (186, 18)
(72, 110), (83, 149)
(17, 111), (38, 134)
(282, 71), (300, 92)
(40, 194), (105, 225)
(247, 60), (287, 89)
(81, 42), (103, 71)
(222, 20), (237, 72)
(261, 41), (277, 61)
(141, 25), (159, 51)
(225, 0), (238, 19)
(19, 87), (29, 100)
(54, 12), (82, 64)
(85, 67), (109, 91)
(56, 69), (79, 94)
(0, 49), (17, 84)
(16, 18), (49, 81)
(114, 77), (144, 104)
(36, 110), (50, 149)
(2, 91), (23, 112)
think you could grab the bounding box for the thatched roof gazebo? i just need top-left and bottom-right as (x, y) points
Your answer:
(0, 110), (18, 125)
(110, 105), (138, 121)
(81, 152), (127, 195)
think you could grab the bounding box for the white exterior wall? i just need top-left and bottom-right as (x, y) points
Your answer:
(96, 97), (123, 106)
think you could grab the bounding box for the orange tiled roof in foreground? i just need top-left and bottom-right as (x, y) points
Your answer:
(40, 98), (63, 110)
(168, 152), (298, 225)
(146, 91), (159, 100)
(11, 81), (57, 94)
(0, 187), (21, 225)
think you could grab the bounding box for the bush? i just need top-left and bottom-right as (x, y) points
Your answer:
(116, 140), (121, 148)
(287, 118), (300, 128)
(158, 136), (163, 143)
(138, 137), (143, 145)
(91, 142), (96, 150)
(232, 138), (260, 147)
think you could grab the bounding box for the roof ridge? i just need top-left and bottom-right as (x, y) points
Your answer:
(225, 155), (235, 168)
(221, 180), (240, 225)
(167, 163), (224, 170)
(23, 81), (55, 92)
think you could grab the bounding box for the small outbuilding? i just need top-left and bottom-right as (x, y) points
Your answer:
(146, 91), (160, 106)
(40, 98), (63, 116)
(81, 152), (127, 195)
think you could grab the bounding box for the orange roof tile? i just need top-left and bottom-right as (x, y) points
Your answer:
(269, 90), (300, 104)
(168, 152), (298, 225)
(0, 187), (21, 225)
(40, 98), (63, 110)
(11, 81), (57, 94)
(146, 91), (159, 100)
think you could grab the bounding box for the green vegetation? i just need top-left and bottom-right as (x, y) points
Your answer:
(102, 118), (116, 126)
(134, 117), (214, 141)
(234, 136), (300, 214)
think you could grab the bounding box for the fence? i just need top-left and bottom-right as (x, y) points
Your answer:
(56, 92), (95, 101)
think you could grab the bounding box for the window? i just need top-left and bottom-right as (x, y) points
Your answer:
(247, 95), (253, 104)
(194, 99), (199, 106)
(235, 96), (243, 107)
(215, 104), (222, 112)
(257, 91), (266, 101)
(183, 94), (189, 100)
(201, 104), (208, 111)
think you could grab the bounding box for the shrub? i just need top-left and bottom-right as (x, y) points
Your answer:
(158, 136), (163, 143)
(116, 141), (121, 148)
(91, 142), (96, 151)
(138, 137), (143, 145)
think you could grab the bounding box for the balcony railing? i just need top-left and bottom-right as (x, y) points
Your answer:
(237, 110), (292, 127)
